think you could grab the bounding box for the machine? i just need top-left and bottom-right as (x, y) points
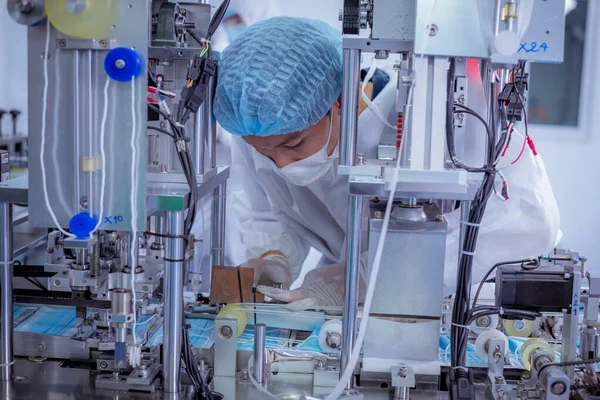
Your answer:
(0, 0), (597, 399)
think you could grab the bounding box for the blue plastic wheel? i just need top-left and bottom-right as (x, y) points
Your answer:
(104, 47), (142, 82)
(69, 212), (97, 238)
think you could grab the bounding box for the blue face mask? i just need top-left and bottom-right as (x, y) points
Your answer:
(225, 25), (247, 43)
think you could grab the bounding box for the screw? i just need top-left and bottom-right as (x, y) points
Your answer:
(58, 39), (67, 48)
(80, 196), (88, 209)
(458, 94), (466, 104)
(374, 50), (390, 60)
(117, 360), (125, 369)
(19, 1), (35, 14)
(99, 40), (108, 48)
(326, 332), (341, 349)
(428, 24), (439, 36)
(160, 164), (168, 173)
(356, 153), (366, 165)
(99, 361), (108, 369)
(37, 344), (45, 352)
(115, 59), (126, 69)
(399, 366), (408, 378)
(513, 320), (525, 330)
(551, 381), (567, 395)
(219, 325), (233, 339)
(476, 316), (491, 328)
(240, 369), (249, 380)
(142, 285), (149, 292)
(495, 376), (504, 384)
(315, 359), (326, 371)
(374, 211), (384, 219)
(54, 280), (61, 286)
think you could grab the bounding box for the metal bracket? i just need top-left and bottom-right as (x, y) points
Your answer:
(214, 318), (238, 378)
(56, 38), (118, 50)
(487, 339), (509, 400)
(391, 365), (415, 388)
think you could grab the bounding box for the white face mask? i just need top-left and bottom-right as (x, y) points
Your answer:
(272, 110), (337, 187)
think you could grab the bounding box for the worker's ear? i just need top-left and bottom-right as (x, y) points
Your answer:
(335, 96), (342, 112)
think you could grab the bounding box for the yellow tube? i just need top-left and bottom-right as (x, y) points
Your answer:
(46, 0), (118, 39)
(216, 305), (248, 337)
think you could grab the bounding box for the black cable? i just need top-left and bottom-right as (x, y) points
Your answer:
(148, 126), (176, 139)
(471, 258), (539, 307)
(24, 276), (47, 291)
(207, 0), (231, 39)
(144, 231), (189, 246)
(187, 29), (204, 47)
(237, 265), (244, 303)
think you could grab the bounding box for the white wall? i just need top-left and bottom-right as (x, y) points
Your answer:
(0, 10), (28, 135)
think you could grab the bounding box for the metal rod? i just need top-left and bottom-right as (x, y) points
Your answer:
(210, 183), (227, 267)
(395, 387), (410, 400)
(206, 76), (217, 169)
(253, 323), (266, 384)
(163, 210), (185, 393)
(0, 203), (13, 382)
(493, 0), (503, 35)
(193, 106), (206, 176)
(339, 48), (361, 166)
(341, 195), (363, 390)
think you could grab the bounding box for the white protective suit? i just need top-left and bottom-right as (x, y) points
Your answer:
(230, 64), (561, 295)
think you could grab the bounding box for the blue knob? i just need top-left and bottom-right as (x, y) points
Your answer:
(69, 212), (97, 238)
(104, 47), (142, 82)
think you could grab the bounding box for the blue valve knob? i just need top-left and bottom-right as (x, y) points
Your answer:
(69, 212), (97, 238)
(104, 47), (142, 82)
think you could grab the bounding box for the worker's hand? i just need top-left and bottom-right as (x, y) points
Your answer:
(257, 257), (367, 309)
(240, 253), (291, 289)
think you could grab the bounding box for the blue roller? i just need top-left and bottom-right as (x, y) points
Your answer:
(69, 212), (97, 238)
(104, 47), (142, 82)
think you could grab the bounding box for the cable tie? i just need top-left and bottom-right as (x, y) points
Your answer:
(175, 122), (185, 128)
(451, 322), (472, 330)
(461, 250), (476, 256)
(0, 359), (15, 367)
(460, 221), (480, 227)
(0, 261), (14, 265)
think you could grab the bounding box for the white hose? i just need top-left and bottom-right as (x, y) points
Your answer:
(129, 77), (139, 344)
(361, 58), (396, 129)
(91, 77), (110, 234)
(41, 20), (75, 238)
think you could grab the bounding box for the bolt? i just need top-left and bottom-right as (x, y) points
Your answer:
(458, 113), (465, 120)
(428, 24), (439, 36)
(160, 164), (168, 173)
(99, 40), (108, 48)
(374, 211), (384, 219)
(80, 196), (88, 209)
(19, 1), (35, 14)
(37, 344), (45, 352)
(142, 285), (149, 292)
(458, 94), (466, 104)
(497, 389), (506, 397)
(551, 381), (567, 395)
(495, 376), (505, 384)
(115, 59), (126, 69)
(315, 359), (326, 371)
(54, 280), (61, 286)
(99, 361), (108, 369)
(58, 39), (67, 48)
(117, 360), (125, 369)
(493, 345), (503, 363)
(476, 316), (491, 328)
(399, 366), (408, 378)
(513, 320), (525, 330)
(326, 332), (342, 349)
(240, 369), (249, 380)
(219, 325), (233, 339)
(356, 153), (366, 165)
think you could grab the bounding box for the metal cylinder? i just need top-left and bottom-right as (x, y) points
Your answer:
(339, 48), (361, 166)
(581, 326), (599, 360)
(210, 183), (227, 267)
(395, 387), (410, 400)
(75, 248), (88, 265)
(193, 101), (206, 176)
(253, 323), (266, 384)
(111, 289), (133, 317)
(341, 195), (363, 389)
(163, 211), (185, 393)
(0, 203), (13, 382)
(206, 76), (217, 169)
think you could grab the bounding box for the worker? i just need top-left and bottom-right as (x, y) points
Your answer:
(213, 17), (561, 307)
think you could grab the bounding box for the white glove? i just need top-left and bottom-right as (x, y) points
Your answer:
(258, 256), (368, 308)
(240, 253), (291, 289)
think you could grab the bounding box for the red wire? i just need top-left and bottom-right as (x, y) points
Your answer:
(396, 114), (403, 148)
(511, 134), (528, 165)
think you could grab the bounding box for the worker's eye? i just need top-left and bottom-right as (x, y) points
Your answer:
(285, 138), (305, 149)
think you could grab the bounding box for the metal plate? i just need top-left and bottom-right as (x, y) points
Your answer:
(415, 0), (566, 63)
(27, 0), (149, 231)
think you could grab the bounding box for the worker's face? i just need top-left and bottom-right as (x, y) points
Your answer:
(244, 100), (341, 169)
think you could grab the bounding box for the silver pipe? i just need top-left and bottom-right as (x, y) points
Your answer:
(253, 323), (266, 384)
(339, 48), (361, 166)
(193, 107), (206, 176)
(210, 183), (227, 267)
(341, 195), (363, 390)
(0, 203), (13, 382)
(493, 0), (503, 35)
(163, 211), (185, 393)
(206, 76), (217, 169)
(395, 387), (410, 400)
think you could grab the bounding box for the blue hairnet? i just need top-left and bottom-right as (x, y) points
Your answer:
(214, 17), (343, 137)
